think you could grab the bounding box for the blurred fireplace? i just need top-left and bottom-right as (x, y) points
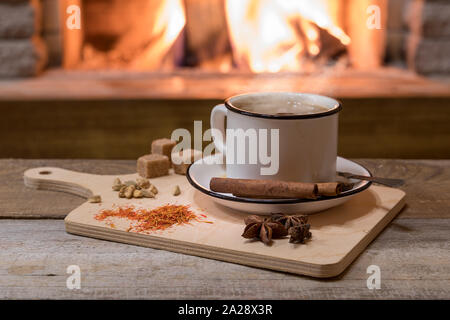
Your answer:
(0, 0), (449, 95)
(60, 0), (385, 72)
(43, 0), (449, 77)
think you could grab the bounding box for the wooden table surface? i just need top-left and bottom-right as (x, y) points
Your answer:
(0, 159), (449, 299)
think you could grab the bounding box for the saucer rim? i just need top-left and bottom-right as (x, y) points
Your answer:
(186, 157), (373, 204)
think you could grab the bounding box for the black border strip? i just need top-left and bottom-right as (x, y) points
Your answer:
(0, 300), (442, 316)
(224, 92), (342, 119)
(186, 159), (373, 205)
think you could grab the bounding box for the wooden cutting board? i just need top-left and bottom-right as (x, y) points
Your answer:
(24, 166), (406, 278)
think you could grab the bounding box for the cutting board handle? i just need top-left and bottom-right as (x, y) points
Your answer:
(23, 167), (109, 198)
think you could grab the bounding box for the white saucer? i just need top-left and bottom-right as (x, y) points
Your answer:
(186, 155), (372, 214)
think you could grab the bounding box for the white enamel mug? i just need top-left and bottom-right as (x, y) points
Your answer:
(210, 92), (341, 183)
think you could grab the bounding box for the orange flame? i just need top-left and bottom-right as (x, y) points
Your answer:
(225, 0), (350, 72)
(131, 0), (186, 70)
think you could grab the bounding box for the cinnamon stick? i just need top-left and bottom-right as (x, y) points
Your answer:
(210, 177), (318, 199)
(235, 183), (344, 198)
(316, 182), (343, 197)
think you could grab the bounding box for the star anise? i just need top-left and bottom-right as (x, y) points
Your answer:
(242, 215), (288, 245)
(270, 213), (312, 244)
(270, 213), (308, 230)
(288, 224), (312, 244)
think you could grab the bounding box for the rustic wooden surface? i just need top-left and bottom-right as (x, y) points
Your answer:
(0, 159), (449, 299)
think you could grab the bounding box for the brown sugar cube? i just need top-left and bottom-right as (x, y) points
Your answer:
(137, 154), (170, 178)
(171, 149), (203, 175)
(151, 138), (176, 163)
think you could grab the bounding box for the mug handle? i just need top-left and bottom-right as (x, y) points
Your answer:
(210, 104), (227, 155)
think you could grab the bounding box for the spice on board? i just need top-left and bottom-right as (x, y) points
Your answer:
(95, 204), (212, 233)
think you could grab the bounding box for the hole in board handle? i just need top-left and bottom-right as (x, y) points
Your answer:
(39, 170), (52, 175)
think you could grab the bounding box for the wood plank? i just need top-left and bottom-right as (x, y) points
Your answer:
(386, 0), (407, 63)
(61, 0), (83, 69)
(0, 67), (449, 100)
(357, 159), (450, 219)
(0, 97), (449, 159)
(0, 219), (448, 299)
(0, 159), (449, 219)
(42, 0), (62, 66)
(346, 0), (388, 69)
(338, 97), (450, 159)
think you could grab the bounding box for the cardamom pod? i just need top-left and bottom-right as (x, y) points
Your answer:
(112, 183), (123, 191)
(172, 185), (181, 196)
(133, 189), (143, 198)
(118, 185), (127, 198)
(150, 184), (158, 194)
(124, 185), (135, 199)
(142, 189), (155, 198)
(88, 195), (102, 203)
(124, 180), (137, 187)
(137, 178), (150, 189)
(112, 178), (123, 191)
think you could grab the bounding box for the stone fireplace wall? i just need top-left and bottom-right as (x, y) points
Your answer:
(0, 0), (47, 77)
(406, 0), (450, 75)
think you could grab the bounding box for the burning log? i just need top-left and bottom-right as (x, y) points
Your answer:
(346, 0), (388, 70)
(184, 0), (232, 71)
(61, 0), (82, 69)
(79, 0), (185, 70)
(224, 0), (350, 73)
